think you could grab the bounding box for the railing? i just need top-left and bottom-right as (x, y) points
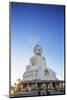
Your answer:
(11, 80), (65, 97)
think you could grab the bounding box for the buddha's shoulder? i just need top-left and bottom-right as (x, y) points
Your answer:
(30, 56), (35, 60)
(30, 56), (46, 60)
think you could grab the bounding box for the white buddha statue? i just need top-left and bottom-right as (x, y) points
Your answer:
(23, 45), (57, 81)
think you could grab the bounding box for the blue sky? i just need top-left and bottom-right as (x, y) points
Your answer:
(10, 2), (65, 82)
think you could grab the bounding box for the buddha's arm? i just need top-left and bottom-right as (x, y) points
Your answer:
(29, 58), (34, 66)
(43, 57), (48, 67)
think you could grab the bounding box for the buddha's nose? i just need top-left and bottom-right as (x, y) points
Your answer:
(38, 49), (40, 51)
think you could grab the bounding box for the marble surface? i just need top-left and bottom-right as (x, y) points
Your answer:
(23, 45), (57, 81)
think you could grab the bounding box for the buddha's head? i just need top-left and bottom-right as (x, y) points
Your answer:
(34, 45), (43, 56)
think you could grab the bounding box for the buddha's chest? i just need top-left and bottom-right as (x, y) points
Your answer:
(31, 56), (46, 67)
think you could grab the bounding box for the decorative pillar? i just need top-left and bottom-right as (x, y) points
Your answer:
(27, 83), (30, 91)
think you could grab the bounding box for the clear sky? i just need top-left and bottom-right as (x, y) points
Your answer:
(10, 2), (65, 83)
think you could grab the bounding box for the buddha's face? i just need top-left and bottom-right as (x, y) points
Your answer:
(34, 45), (43, 56)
